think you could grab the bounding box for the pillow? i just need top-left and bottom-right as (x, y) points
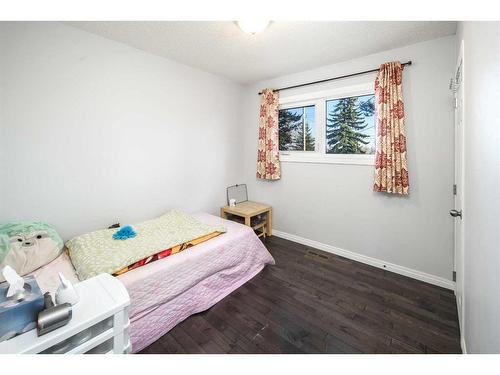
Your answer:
(0, 222), (63, 282)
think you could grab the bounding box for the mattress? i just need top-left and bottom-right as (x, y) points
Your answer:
(30, 212), (275, 352)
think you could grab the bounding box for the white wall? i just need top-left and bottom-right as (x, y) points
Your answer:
(0, 22), (244, 240)
(242, 36), (457, 281)
(0, 60), (5, 213)
(457, 21), (500, 354)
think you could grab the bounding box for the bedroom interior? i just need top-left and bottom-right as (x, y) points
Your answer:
(1, 1), (500, 369)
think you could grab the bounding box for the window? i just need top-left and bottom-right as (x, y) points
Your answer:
(278, 83), (376, 165)
(325, 94), (375, 155)
(279, 105), (316, 152)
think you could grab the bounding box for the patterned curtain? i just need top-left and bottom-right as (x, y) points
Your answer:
(373, 61), (409, 195)
(256, 89), (281, 180)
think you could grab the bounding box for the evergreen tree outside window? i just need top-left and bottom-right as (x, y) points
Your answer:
(326, 94), (375, 154)
(278, 105), (316, 151)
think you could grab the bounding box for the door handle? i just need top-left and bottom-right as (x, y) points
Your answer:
(450, 209), (462, 219)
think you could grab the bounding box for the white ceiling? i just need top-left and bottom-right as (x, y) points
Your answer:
(67, 21), (457, 84)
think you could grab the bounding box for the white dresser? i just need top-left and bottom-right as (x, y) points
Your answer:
(0, 273), (130, 354)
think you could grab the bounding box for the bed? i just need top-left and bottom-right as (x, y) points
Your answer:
(29, 212), (275, 353)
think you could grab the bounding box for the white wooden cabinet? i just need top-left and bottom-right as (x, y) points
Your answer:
(0, 273), (130, 354)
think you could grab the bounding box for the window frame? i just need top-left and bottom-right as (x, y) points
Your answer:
(278, 82), (376, 166)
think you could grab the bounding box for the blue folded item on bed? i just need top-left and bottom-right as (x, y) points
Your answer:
(113, 226), (136, 240)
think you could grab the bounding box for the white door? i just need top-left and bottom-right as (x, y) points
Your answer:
(452, 41), (465, 345)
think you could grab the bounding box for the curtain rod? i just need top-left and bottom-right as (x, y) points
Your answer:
(258, 61), (412, 95)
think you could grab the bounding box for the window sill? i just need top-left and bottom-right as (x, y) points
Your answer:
(279, 153), (375, 166)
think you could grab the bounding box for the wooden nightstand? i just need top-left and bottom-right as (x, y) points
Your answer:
(220, 201), (272, 238)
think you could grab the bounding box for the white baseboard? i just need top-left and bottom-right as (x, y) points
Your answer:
(272, 229), (455, 290)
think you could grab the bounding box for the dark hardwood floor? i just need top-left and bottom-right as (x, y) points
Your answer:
(140, 236), (462, 354)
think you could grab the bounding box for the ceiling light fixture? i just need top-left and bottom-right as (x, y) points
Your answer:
(236, 20), (270, 35)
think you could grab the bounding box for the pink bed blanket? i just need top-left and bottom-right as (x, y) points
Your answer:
(120, 213), (275, 351)
(32, 212), (275, 353)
